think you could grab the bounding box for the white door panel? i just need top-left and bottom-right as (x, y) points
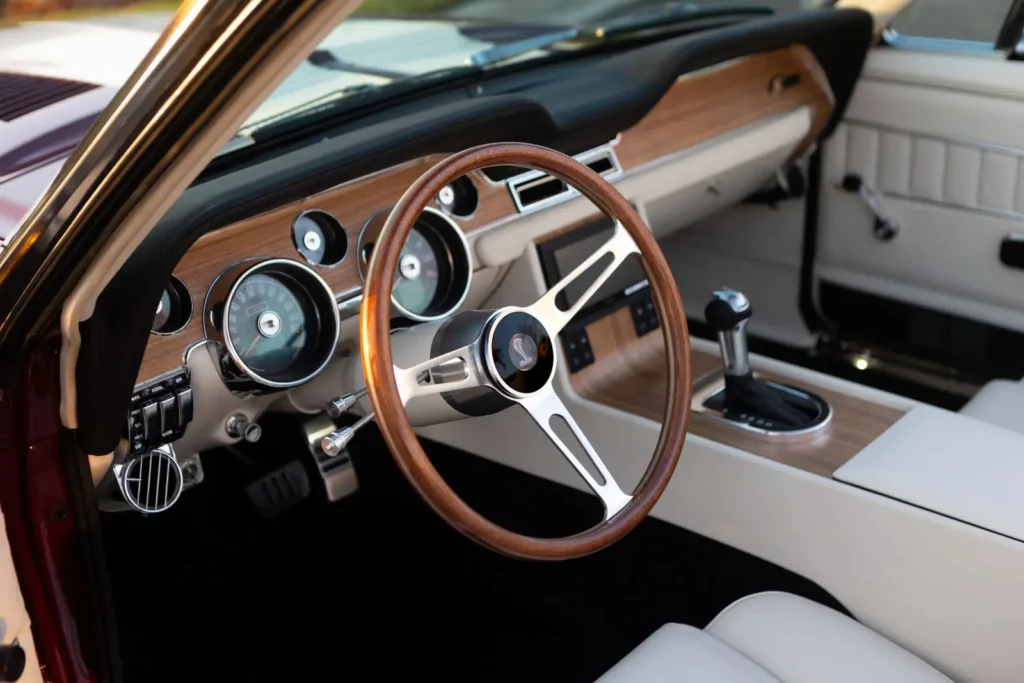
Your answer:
(0, 511), (43, 683)
(817, 48), (1024, 330)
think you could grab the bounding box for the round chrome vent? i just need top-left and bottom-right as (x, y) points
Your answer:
(119, 449), (183, 514)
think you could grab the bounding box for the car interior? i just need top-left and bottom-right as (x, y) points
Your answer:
(10, 1), (1024, 682)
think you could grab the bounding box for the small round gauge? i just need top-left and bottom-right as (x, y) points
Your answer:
(358, 207), (472, 323)
(291, 210), (347, 267)
(151, 275), (192, 335)
(206, 259), (340, 389)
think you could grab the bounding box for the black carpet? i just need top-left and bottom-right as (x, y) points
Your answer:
(102, 419), (844, 682)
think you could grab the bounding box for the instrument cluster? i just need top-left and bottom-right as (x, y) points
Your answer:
(147, 202), (474, 393)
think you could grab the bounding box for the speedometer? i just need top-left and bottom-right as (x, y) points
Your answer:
(204, 259), (340, 390)
(226, 273), (308, 379)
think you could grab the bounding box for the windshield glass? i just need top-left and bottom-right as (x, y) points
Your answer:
(242, 0), (817, 132)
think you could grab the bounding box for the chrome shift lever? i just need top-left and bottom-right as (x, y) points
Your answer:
(704, 288), (752, 377)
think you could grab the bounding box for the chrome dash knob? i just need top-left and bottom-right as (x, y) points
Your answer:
(325, 387), (368, 419)
(320, 411), (375, 457)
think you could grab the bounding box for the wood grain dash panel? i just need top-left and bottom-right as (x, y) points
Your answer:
(571, 307), (904, 477)
(136, 44), (834, 384)
(616, 45), (834, 171)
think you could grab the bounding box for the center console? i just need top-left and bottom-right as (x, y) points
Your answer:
(539, 215), (907, 478)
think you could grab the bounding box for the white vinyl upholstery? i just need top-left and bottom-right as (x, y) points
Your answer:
(597, 593), (952, 683)
(960, 378), (1024, 434)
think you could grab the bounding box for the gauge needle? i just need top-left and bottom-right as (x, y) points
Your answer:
(241, 335), (261, 358)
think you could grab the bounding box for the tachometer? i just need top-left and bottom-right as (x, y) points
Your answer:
(358, 207), (472, 322)
(204, 259), (340, 390)
(393, 226), (443, 318)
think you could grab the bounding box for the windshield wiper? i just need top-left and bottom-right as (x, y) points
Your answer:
(468, 28), (580, 67)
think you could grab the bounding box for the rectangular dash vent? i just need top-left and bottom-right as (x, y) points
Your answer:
(508, 145), (622, 213)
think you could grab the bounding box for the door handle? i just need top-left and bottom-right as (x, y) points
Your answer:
(840, 174), (900, 241)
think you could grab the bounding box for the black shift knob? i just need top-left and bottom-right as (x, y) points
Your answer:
(704, 289), (752, 332)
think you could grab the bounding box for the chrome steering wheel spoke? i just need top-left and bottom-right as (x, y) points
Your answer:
(394, 342), (485, 406)
(524, 222), (639, 335)
(518, 388), (632, 520)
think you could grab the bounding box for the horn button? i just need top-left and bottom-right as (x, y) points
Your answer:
(486, 311), (555, 396)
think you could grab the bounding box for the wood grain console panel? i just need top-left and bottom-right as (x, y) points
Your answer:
(571, 307), (905, 477)
(138, 45), (834, 384)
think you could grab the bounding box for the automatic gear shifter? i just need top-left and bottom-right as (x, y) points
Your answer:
(704, 289), (819, 430)
(705, 289), (752, 377)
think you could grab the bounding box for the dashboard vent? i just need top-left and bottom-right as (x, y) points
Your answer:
(118, 448), (183, 514)
(508, 145), (622, 214)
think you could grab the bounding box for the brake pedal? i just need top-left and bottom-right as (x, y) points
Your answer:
(245, 461), (310, 518)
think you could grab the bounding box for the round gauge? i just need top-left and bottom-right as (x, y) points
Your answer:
(151, 275), (192, 335)
(358, 207), (472, 323)
(226, 273), (309, 379)
(393, 226), (446, 318)
(291, 210), (347, 267)
(206, 259), (340, 389)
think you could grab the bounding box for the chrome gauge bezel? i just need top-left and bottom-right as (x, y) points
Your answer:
(358, 206), (473, 323)
(204, 258), (341, 390)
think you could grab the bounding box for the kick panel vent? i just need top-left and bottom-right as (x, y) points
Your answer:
(508, 145), (622, 213)
(119, 448), (183, 514)
(0, 72), (99, 122)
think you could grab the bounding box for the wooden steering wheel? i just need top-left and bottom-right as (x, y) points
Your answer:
(360, 143), (691, 560)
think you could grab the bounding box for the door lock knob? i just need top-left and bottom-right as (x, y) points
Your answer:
(0, 643), (26, 682)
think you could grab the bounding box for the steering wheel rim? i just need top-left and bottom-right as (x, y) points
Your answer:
(360, 142), (692, 560)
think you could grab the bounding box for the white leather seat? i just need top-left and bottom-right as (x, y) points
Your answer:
(960, 378), (1024, 434)
(596, 592), (952, 683)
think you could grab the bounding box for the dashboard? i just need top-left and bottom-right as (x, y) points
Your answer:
(76, 9), (874, 462)
(137, 45), (832, 386)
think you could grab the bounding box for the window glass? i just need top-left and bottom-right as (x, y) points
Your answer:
(889, 0), (1012, 42)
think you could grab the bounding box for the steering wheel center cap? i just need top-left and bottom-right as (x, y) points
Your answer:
(486, 310), (555, 396)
